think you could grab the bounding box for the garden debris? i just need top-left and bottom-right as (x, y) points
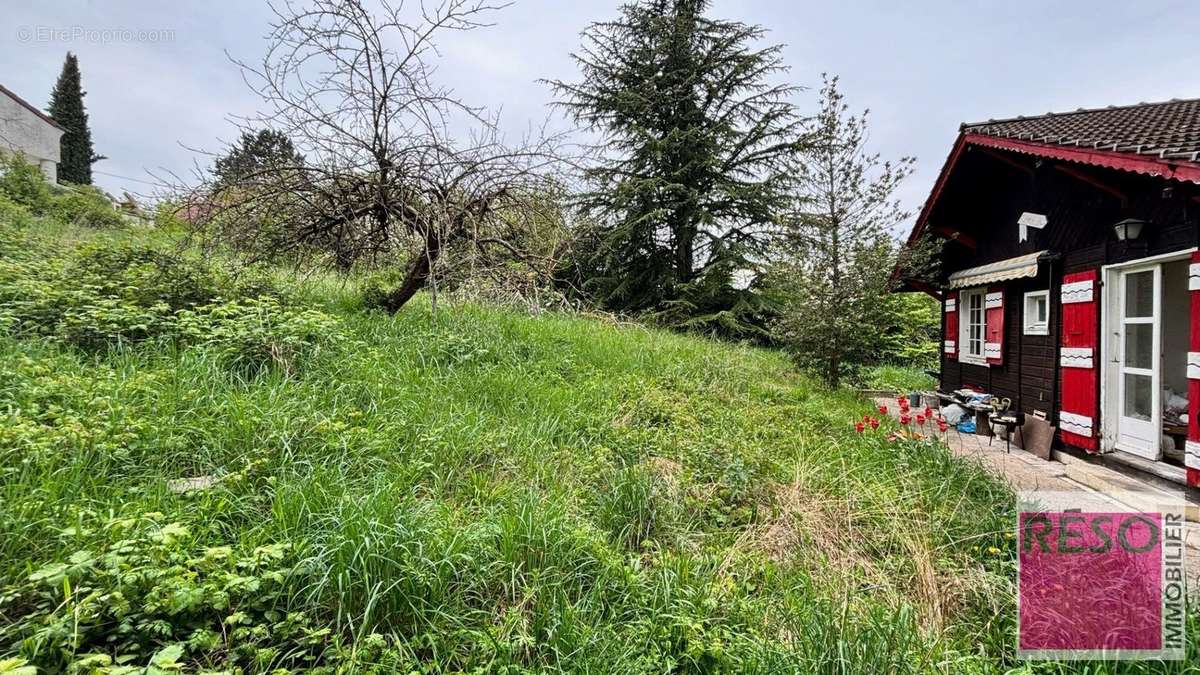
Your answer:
(167, 474), (223, 493)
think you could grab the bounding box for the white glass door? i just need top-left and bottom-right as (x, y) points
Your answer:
(1116, 266), (1161, 459)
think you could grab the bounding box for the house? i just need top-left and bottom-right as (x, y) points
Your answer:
(896, 98), (1200, 489)
(0, 83), (65, 183)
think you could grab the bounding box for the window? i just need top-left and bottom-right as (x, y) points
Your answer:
(1023, 290), (1049, 335)
(959, 288), (986, 364)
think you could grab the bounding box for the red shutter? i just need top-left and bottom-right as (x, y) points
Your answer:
(985, 287), (1005, 365)
(1187, 253), (1200, 487)
(944, 292), (958, 359)
(1059, 270), (1099, 452)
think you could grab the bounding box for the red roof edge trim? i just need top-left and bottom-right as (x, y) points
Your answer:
(963, 133), (1200, 186)
(898, 131), (1200, 263)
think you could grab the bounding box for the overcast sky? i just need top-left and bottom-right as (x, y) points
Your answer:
(4, 1), (1199, 233)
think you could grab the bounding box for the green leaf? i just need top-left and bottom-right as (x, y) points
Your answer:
(0, 657), (37, 675)
(148, 643), (185, 670)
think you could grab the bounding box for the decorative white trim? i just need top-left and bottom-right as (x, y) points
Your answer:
(1061, 280), (1093, 304)
(1189, 352), (1200, 380)
(944, 298), (957, 313)
(985, 292), (1003, 309)
(943, 340), (956, 354)
(984, 342), (1002, 359)
(1060, 411), (1094, 438)
(1060, 347), (1094, 369)
(1189, 263), (1200, 291)
(1186, 440), (1200, 470)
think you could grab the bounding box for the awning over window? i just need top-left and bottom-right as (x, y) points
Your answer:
(946, 251), (1049, 289)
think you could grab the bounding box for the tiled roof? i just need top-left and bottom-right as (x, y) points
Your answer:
(962, 98), (1200, 164)
(0, 83), (65, 131)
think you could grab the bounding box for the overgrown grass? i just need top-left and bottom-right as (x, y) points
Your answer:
(855, 364), (938, 394)
(0, 216), (1195, 673)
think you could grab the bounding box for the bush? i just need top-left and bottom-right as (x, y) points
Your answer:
(49, 186), (125, 228)
(0, 511), (327, 673)
(0, 242), (219, 348)
(0, 154), (53, 214)
(177, 296), (344, 375)
(0, 233), (333, 372)
(0, 194), (34, 229)
(69, 244), (222, 312)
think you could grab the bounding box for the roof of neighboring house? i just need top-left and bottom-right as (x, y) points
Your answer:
(962, 97), (1200, 163)
(0, 83), (66, 132)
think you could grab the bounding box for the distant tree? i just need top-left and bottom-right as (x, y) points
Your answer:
(48, 52), (103, 184)
(213, 129), (305, 185)
(768, 76), (933, 387)
(548, 0), (806, 337)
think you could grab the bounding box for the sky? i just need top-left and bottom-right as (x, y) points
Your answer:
(3, 0), (1199, 234)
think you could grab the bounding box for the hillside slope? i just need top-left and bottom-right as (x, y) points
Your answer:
(0, 220), (1025, 672)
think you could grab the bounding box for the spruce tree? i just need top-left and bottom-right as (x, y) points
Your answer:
(768, 76), (916, 387)
(549, 0), (805, 337)
(48, 52), (101, 184)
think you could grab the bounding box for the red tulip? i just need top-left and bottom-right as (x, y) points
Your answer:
(916, 414), (926, 426)
(938, 421), (949, 433)
(899, 414), (911, 425)
(869, 418), (880, 430)
(878, 405), (888, 415)
(855, 422), (865, 433)
(924, 405), (933, 418)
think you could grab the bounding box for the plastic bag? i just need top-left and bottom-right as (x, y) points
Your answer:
(941, 404), (967, 425)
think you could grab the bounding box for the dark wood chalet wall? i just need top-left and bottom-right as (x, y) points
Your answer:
(933, 147), (1199, 421)
(940, 271), (1059, 417)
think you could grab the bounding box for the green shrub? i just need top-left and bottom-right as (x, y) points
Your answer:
(0, 511), (327, 673)
(0, 243), (217, 349)
(50, 186), (125, 228)
(0, 154), (53, 214)
(0, 237), (316, 367)
(177, 296), (343, 375)
(0, 194), (34, 229)
(69, 244), (222, 312)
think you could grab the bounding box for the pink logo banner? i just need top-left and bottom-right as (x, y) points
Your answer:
(1018, 508), (1185, 660)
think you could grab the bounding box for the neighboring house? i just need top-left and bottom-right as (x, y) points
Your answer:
(895, 98), (1200, 489)
(0, 83), (65, 183)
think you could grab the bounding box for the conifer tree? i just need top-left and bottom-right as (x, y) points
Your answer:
(768, 76), (922, 386)
(550, 0), (806, 337)
(48, 52), (102, 184)
(213, 129), (306, 185)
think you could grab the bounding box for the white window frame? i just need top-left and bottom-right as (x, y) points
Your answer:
(1023, 290), (1050, 336)
(958, 288), (987, 365)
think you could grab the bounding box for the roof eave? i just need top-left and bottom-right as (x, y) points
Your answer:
(894, 132), (1200, 280)
(0, 84), (67, 131)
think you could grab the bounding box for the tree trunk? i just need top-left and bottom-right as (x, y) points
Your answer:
(381, 228), (446, 313)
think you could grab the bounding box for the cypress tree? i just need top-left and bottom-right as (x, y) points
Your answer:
(47, 52), (101, 184)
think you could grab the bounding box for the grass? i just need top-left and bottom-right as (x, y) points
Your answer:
(855, 364), (937, 394)
(0, 218), (1195, 673)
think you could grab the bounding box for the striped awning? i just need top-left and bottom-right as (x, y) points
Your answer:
(947, 251), (1048, 289)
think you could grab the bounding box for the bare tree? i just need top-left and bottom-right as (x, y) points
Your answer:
(179, 0), (565, 312)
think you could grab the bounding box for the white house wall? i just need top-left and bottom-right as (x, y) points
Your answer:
(0, 93), (63, 182)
